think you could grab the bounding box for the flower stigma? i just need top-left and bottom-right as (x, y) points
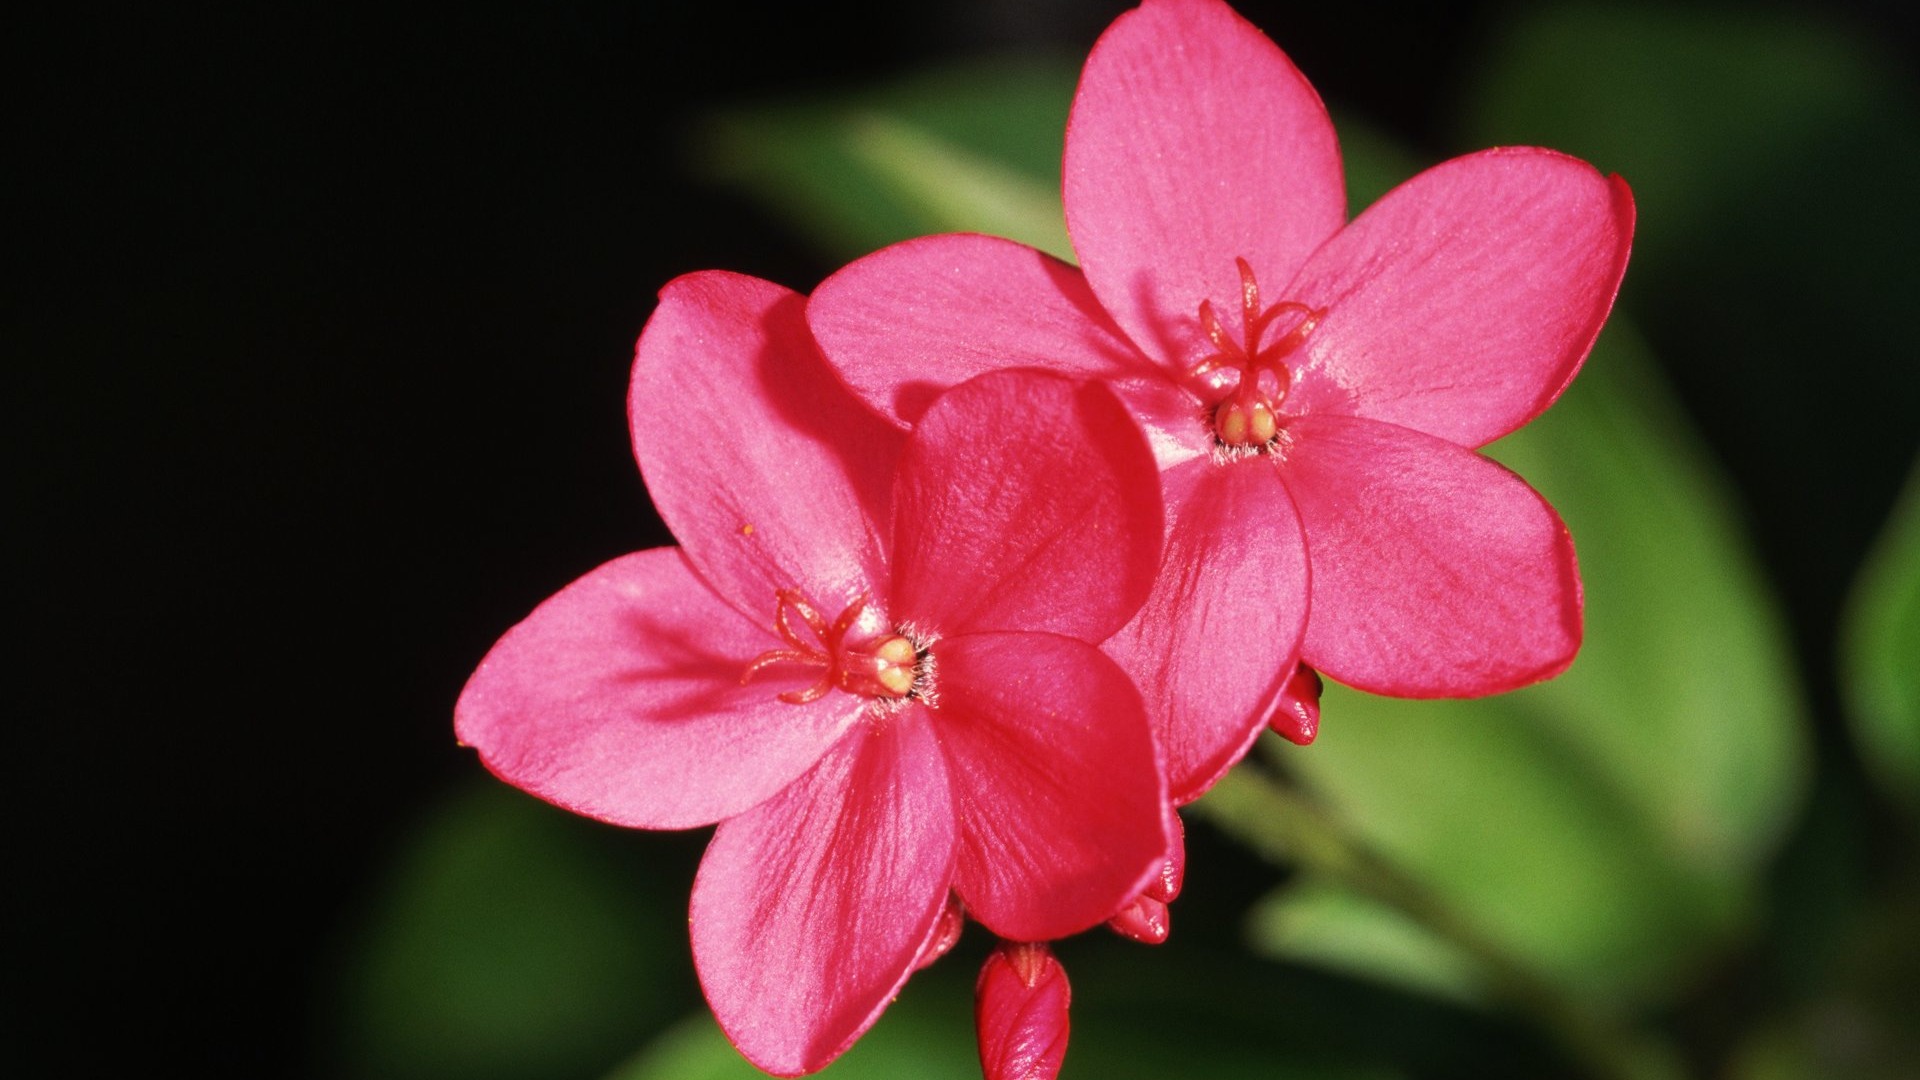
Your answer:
(1187, 258), (1324, 451)
(739, 589), (928, 704)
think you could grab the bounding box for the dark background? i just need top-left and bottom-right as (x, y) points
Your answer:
(15, 1), (1917, 1076)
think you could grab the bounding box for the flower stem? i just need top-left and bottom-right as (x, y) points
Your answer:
(1194, 766), (1689, 1080)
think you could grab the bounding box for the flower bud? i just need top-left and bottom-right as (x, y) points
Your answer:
(976, 941), (1070, 1080)
(1268, 662), (1324, 745)
(1106, 895), (1170, 944)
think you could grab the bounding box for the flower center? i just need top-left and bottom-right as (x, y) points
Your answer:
(739, 589), (925, 704)
(1187, 258), (1324, 449)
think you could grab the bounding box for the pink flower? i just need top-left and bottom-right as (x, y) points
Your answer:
(455, 272), (1170, 1075)
(808, 0), (1634, 804)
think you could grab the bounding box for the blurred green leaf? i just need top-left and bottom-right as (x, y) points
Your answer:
(1842, 460), (1920, 815)
(607, 1007), (980, 1080)
(699, 57), (1078, 261)
(1485, 327), (1810, 879)
(327, 782), (684, 1080)
(611, 982), (1400, 1080)
(1250, 882), (1490, 1006)
(1275, 326), (1808, 1005)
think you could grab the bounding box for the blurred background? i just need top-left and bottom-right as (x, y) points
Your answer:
(15, 1), (1918, 1077)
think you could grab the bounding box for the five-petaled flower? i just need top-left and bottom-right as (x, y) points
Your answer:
(809, 0), (1635, 805)
(456, 272), (1170, 1076)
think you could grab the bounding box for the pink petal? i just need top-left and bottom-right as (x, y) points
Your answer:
(1283, 415), (1582, 696)
(913, 894), (966, 971)
(692, 712), (956, 1077)
(807, 233), (1148, 426)
(455, 548), (864, 829)
(1101, 457), (1309, 803)
(630, 271), (905, 626)
(1286, 148), (1635, 448)
(1109, 371), (1215, 472)
(891, 371), (1163, 641)
(933, 631), (1167, 941)
(1063, 0), (1344, 370)
(1145, 811), (1186, 904)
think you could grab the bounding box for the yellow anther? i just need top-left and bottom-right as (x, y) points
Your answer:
(870, 636), (918, 698)
(1216, 404), (1249, 445)
(1248, 401), (1277, 443)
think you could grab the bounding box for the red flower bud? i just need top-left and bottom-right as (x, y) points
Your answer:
(976, 941), (1070, 1080)
(1268, 663), (1324, 745)
(1106, 895), (1170, 944)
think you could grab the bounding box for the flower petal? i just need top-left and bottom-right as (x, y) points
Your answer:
(692, 712), (956, 1077)
(807, 233), (1147, 426)
(891, 371), (1163, 641)
(933, 631), (1167, 941)
(1102, 457), (1309, 803)
(630, 271), (905, 625)
(455, 548), (864, 829)
(1064, 0), (1344, 370)
(1283, 415), (1582, 696)
(1287, 148), (1635, 447)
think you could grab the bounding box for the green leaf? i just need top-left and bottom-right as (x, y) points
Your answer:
(1277, 326), (1808, 1006)
(698, 57), (1078, 261)
(1842, 460), (1920, 816)
(610, 985), (1401, 1080)
(606, 1005), (980, 1080)
(325, 782), (684, 1080)
(1249, 882), (1491, 1006)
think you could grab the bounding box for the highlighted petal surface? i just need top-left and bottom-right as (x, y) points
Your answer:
(1102, 457), (1309, 802)
(693, 714), (956, 1077)
(455, 549), (862, 829)
(1284, 415), (1582, 696)
(631, 271), (905, 626)
(808, 233), (1145, 426)
(935, 632), (1166, 941)
(1064, 0), (1344, 369)
(1287, 149), (1635, 447)
(891, 371), (1162, 641)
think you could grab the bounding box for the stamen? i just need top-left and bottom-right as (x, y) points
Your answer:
(739, 590), (925, 704)
(1235, 257), (1261, 345)
(1188, 260), (1325, 449)
(1198, 299), (1240, 360)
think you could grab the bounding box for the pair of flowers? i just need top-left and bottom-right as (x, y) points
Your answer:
(455, 0), (1633, 1076)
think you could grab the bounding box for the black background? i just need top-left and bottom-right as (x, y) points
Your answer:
(15, 1), (1917, 1076)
